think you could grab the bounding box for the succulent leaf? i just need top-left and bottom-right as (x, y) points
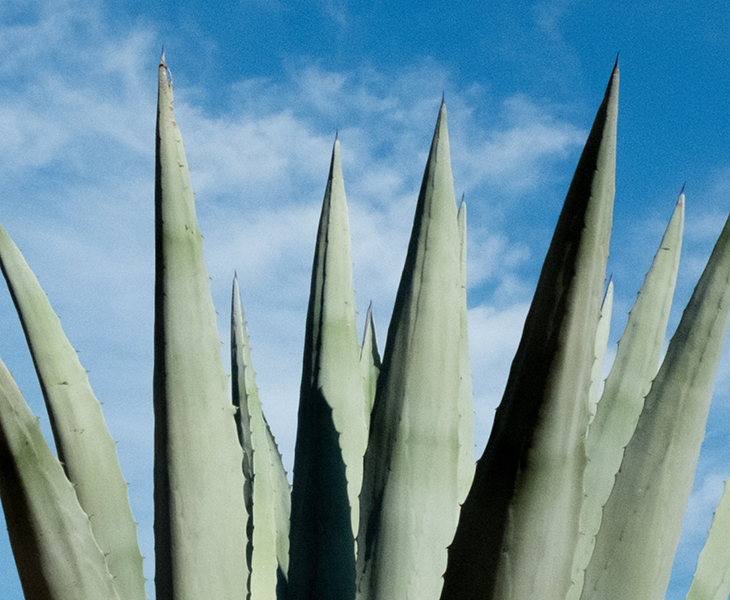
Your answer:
(153, 56), (248, 600)
(359, 302), (381, 423)
(457, 199), (475, 503)
(581, 194), (730, 600)
(356, 101), (464, 600)
(685, 477), (730, 600)
(440, 63), (618, 600)
(0, 358), (121, 600)
(568, 192), (684, 600)
(587, 278), (613, 423)
(0, 222), (146, 600)
(232, 274), (291, 600)
(288, 137), (368, 600)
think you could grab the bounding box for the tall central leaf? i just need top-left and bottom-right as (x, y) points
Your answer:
(153, 56), (248, 600)
(288, 138), (368, 600)
(356, 101), (465, 600)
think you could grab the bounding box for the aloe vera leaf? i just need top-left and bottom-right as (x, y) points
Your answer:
(288, 137), (368, 600)
(356, 101), (463, 600)
(440, 63), (618, 600)
(154, 56), (247, 600)
(359, 302), (381, 423)
(457, 199), (475, 503)
(567, 192), (684, 600)
(587, 278), (613, 424)
(685, 478), (730, 600)
(0, 223), (146, 600)
(231, 274), (290, 600)
(581, 200), (730, 600)
(0, 358), (121, 600)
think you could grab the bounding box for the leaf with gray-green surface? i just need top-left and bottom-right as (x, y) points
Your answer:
(440, 62), (618, 600)
(360, 302), (380, 423)
(587, 278), (613, 424)
(685, 477), (730, 600)
(153, 55), (248, 600)
(568, 191), (683, 600)
(232, 274), (290, 600)
(356, 101), (464, 600)
(581, 197), (730, 600)
(0, 223), (146, 600)
(457, 199), (475, 503)
(0, 358), (121, 600)
(288, 137), (367, 600)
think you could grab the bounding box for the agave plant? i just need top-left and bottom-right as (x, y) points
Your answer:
(0, 55), (729, 600)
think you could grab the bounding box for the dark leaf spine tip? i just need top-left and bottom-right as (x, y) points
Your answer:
(680, 182), (686, 195)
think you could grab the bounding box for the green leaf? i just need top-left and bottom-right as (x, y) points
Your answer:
(588, 278), (613, 424)
(686, 477), (730, 600)
(288, 137), (368, 600)
(440, 62), (618, 600)
(457, 199), (475, 503)
(356, 101), (464, 600)
(359, 302), (381, 423)
(568, 192), (683, 600)
(153, 55), (248, 600)
(581, 196), (730, 600)
(231, 274), (291, 600)
(0, 358), (121, 600)
(0, 222), (146, 600)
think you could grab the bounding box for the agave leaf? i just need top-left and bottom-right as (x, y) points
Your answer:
(587, 278), (613, 423)
(581, 199), (730, 600)
(359, 302), (381, 423)
(567, 192), (684, 600)
(153, 55), (248, 600)
(288, 137), (368, 600)
(356, 101), (464, 600)
(0, 358), (121, 600)
(457, 199), (475, 503)
(0, 222), (146, 600)
(440, 63), (618, 600)
(685, 477), (730, 600)
(231, 274), (290, 600)
(263, 413), (292, 600)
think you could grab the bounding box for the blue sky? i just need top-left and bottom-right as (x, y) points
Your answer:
(1, 0), (729, 598)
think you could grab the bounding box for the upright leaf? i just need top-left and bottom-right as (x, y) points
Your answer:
(568, 192), (684, 600)
(0, 223), (146, 600)
(0, 358), (120, 600)
(360, 302), (381, 423)
(440, 63), (618, 600)
(686, 477), (730, 600)
(587, 278), (613, 423)
(356, 101), (464, 600)
(231, 275), (291, 600)
(288, 138), (368, 600)
(457, 199), (475, 502)
(581, 199), (730, 600)
(153, 55), (248, 600)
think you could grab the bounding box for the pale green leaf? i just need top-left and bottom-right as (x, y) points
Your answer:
(153, 55), (248, 600)
(0, 358), (121, 600)
(568, 192), (683, 600)
(289, 137), (367, 600)
(441, 63), (618, 600)
(0, 223), (146, 600)
(357, 102), (463, 600)
(582, 196), (730, 600)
